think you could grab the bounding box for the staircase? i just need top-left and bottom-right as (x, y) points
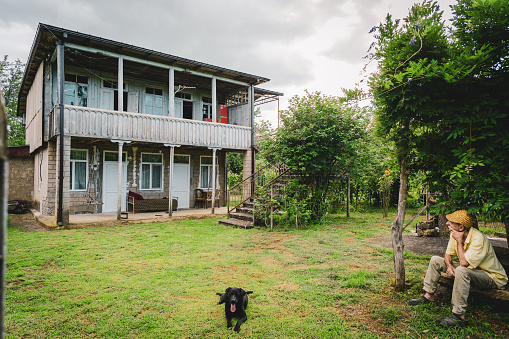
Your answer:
(218, 163), (290, 228)
(219, 201), (254, 229)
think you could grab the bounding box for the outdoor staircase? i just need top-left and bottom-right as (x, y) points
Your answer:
(218, 163), (291, 229)
(218, 201), (254, 229)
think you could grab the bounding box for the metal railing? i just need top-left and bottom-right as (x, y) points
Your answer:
(226, 162), (289, 217)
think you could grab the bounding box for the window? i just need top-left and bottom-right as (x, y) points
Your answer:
(199, 156), (219, 189)
(202, 97), (212, 121)
(141, 153), (163, 190)
(70, 149), (88, 191)
(174, 155), (190, 164)
(145, 87), (163, 115)
(64, 74), (88, 107)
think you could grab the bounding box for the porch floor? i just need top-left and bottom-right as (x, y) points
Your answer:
(33, 207), (228, 229)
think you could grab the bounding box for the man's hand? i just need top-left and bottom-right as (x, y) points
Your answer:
(446, 265), (455, 277)
(449, 225), (466, 244)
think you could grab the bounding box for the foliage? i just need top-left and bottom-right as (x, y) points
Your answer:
(368, 0), (509, 286)
(0, 55), (25, 146)
(261, 91), (370, 222)
(226, 152), (243, 188)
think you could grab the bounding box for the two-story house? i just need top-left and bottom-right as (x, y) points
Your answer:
(17, 23), (282, 225)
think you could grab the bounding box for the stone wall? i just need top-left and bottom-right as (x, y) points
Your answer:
(8, 146), (34, 204)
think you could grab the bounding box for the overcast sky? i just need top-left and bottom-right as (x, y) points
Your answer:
(0, 0), (456, 125)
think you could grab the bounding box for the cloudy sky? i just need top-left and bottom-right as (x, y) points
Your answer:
(1, 0), (456, 124)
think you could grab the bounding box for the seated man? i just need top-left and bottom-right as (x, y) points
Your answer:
(409, 210), (508, 328)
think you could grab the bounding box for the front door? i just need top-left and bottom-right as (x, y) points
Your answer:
(173, 155), (190, 209)
(102, 151), (128, 212)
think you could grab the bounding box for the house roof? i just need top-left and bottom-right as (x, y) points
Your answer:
(18, 23), (280, 115)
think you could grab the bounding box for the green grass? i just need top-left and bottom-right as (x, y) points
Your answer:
(5, 209), (508, 338)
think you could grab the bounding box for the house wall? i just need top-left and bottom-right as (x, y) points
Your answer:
(32, 145), (50, 213)
(7, 146), (34, 203)
(60, 138), (226, 215)
(25, 63), (45, 152)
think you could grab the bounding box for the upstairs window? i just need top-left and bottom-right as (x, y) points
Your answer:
(64, 74), (88, 107)
(202, 97), (212, 121)
(145, 87), (163, 115)
(141, 153), (163, 190)
(70, 149), (88, 191)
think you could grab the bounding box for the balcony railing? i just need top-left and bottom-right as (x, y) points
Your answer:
(49, 105), (252, 150)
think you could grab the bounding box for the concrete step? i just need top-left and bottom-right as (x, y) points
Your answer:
(243, 201), (254, 208)
(229, 212), (253, 222)
(236, 206), (253, 214)
(218, 218), (253, 229)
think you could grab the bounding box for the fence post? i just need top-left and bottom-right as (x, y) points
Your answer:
(0, 89), (8, 339)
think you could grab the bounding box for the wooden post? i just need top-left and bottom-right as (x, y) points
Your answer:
(212, 77), (217, 122)
(118, 57), (123, 112)
(165, 144), (181, 216)
(347, 173), (350, 218)
(270, 185), (273, 230)
(169, 68), (175, 117)
(0, 89), (9, 338)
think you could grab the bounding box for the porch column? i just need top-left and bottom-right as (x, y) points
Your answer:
(169, 68), (175, 117)
(208, 147), (221, 214)
(112, 139), (130, 220)
(57, 40), (66, 226)
(212, 77), (217, 122)
(118, 57), (124, 112)
(164, 143), (181, 216)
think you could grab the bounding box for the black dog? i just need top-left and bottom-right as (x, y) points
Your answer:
(216, 287), (253, 332)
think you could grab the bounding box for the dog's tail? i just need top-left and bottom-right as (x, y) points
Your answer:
(246, 291), (253, 295)
(215, 292), (226, 305)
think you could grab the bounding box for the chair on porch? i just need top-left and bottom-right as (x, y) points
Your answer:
(194, 189), (205, 208)
(205, 190), (220, 209)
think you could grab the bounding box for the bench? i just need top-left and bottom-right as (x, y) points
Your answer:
(435, 270), (509, 302)
(127, 191), (178, 213)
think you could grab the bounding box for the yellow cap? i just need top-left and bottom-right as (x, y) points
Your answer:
(446, 210), (474, 228)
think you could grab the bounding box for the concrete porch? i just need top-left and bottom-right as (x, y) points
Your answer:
(33, 207), (228, 229)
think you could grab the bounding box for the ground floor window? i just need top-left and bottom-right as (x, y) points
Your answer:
(199, 156), (218, 189)
(70, 149), (88, 191)
(141, 153), (163, 190)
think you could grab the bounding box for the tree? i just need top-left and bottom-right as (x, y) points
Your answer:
(368, 0), (509, 291)
(261, 91), (369, 222)
(368, 1), (452, 291)
(0, 56), (25, 146)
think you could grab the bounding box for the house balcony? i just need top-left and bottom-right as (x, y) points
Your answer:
(48, 105), (252, 150)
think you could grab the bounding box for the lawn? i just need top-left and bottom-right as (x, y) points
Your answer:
(5, 209), (509, 338)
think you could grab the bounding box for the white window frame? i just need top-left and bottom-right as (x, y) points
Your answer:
(199, 156), (219, 190)
(202, 96), (212, 121)
(140, 152), (164, 191)
(64, 73), (88, 107)
(70, 149), (88, 191)
(144, 87), (164, 116)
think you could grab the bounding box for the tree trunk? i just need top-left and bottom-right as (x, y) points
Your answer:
(392, 158), (408, 291)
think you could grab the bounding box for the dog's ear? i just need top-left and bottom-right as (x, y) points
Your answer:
(225, 287), (232, 293)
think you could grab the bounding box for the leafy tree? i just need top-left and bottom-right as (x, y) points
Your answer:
(0, 56), (25, 146)
(368, 1), (452, 291)
(261, 91), (369, 222)
(368, 0), (509, 290)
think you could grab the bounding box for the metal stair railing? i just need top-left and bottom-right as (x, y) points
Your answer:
(226, 162), (288, 217)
